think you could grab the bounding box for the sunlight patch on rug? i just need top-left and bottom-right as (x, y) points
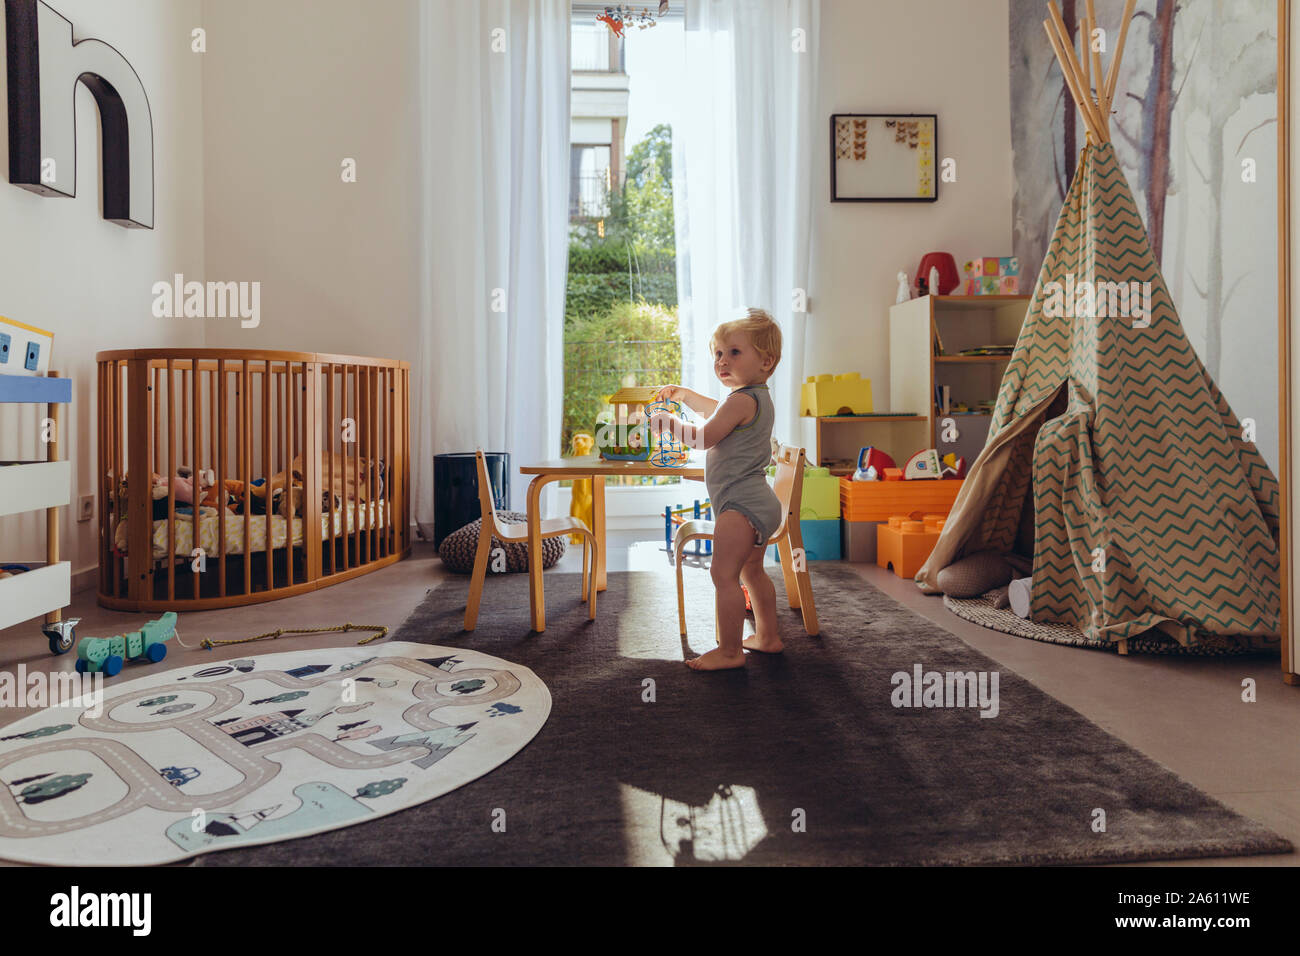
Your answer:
(620, 782), (768, 864)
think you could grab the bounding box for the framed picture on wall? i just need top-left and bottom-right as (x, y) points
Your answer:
(830, 113), (938, 202)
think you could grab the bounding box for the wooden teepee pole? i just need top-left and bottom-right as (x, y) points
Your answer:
(1103, 0), (1138, 108)
(1044, 7), (1104, 143)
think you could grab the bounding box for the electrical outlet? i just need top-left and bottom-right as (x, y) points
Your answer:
(78, 494), (94, 522)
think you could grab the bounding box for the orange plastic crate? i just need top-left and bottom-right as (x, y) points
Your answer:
(877, 514), (947, 578)
(839, 477), (963, 522)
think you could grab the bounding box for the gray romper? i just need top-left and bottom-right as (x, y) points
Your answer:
(706, 384), (782, 546)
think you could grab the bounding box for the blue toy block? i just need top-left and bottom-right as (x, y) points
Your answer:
(771, 519), (842, 563)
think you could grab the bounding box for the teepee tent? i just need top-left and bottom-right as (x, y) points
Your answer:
(915, 0), (1281, 652)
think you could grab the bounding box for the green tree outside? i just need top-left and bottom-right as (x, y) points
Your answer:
(564, 124), (680, 468)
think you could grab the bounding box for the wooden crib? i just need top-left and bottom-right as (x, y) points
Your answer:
(97, 349), (410, 611)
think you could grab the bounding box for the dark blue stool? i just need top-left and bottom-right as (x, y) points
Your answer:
(433, 452), (510, 549)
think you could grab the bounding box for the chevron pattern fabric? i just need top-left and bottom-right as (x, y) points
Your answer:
(930, 143), (1280, 652)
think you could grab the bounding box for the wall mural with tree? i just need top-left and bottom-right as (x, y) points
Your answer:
(1010, 0), (1279, 470)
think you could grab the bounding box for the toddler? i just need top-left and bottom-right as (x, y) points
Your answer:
(652, 309), (783, 670)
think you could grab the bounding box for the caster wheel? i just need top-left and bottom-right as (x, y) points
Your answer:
(74, 658), (87, 674)
(147, 643), (167, 663)
(103, 655), (124, 678)
(46, 626), (75, 655)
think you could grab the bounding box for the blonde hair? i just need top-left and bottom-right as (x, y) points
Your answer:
(710, 308), (782, 371)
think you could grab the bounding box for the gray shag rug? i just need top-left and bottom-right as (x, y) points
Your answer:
(192, 564), (1291, 866)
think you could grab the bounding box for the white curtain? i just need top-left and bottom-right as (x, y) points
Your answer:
(672, 0), (819, 446)
(415, 0), (571, 533)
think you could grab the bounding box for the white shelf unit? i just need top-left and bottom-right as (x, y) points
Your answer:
(890, 295), (1030, 466)
(0, 372), (73, 648)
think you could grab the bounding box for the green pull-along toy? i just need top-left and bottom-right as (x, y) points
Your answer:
(75, 612), (177, 677)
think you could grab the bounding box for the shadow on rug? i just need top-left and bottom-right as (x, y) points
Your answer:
(193, 564), (1292, 866)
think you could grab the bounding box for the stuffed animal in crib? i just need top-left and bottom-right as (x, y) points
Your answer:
(568, 432), (595, 543)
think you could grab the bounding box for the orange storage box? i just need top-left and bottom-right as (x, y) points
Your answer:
(839, 477), (963, 522)
(876, 514), (946, 579)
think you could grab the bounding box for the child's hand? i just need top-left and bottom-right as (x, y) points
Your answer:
(649, 411), (676, 435)
(655, 384), (682, 402)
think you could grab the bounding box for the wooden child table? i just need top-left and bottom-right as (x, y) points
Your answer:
(519, 455), (704, 632)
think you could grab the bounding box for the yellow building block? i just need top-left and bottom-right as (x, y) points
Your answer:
(800, 467), (840, 519)
(800, 373), (873, 417)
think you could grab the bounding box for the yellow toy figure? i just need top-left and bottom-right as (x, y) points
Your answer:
(568, 432), (595, 543)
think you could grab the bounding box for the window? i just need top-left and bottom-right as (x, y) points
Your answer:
(564, 12), (681, 485)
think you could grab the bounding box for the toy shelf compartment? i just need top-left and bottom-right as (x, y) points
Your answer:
(0, 370), (73, 651)
(0, 561), (71, 632)
(0, 460), (71, 517)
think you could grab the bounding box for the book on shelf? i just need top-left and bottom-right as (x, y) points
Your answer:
(933, 384), (950, 415)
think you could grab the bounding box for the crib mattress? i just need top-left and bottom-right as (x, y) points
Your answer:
(114, 500), (389, 561)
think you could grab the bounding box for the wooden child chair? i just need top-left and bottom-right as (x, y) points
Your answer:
(673, 444), (820, 639)
(464, 449), (598, 630)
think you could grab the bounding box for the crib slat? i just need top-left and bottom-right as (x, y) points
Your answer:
(242, 360), (252, 596)
(125, 360), (153, 602)
(372, 365), (380, 559)
(263, 360), (273, 593)
(97, 362), (106, 595)
(112, 366), (122, 598)
(217, 360), (228, 598)
(149, 366), (157, 489)
(166, 360), (176, 601)
(352, 365), (360, 570)
(209, 369), (217, 496)
(387, 369), (392, 561)
(283, 363), (293, 589)
(303, 362), (322, 582)
(380, 366), (388, 557)
(326, 364), (337, 574)
(191, 360), (201, 600)
(402, 368), (410, 550)
(366, 364), (375, 563)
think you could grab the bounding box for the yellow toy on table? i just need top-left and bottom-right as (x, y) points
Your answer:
(567, 432), (595, 543)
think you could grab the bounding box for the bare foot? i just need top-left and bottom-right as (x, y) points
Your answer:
(686, 647), (746, 670)
(742, 632), (784, 654)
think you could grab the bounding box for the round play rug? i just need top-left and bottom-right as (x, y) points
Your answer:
(0, 642), (550, 865)
(943, 587), (1278, 657)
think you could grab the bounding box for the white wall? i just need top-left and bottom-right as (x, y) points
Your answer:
(808, 0), (1013, 445)
(0, 0), (206, 579)
(199, 0), (422, 363)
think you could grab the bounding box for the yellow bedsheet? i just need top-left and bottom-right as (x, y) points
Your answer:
(114, 500), (389, 561)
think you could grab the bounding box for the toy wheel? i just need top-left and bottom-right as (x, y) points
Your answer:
(147, 643), (167, 663)
(103, 655), (124, 678)
(74, 658), (88, 674)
